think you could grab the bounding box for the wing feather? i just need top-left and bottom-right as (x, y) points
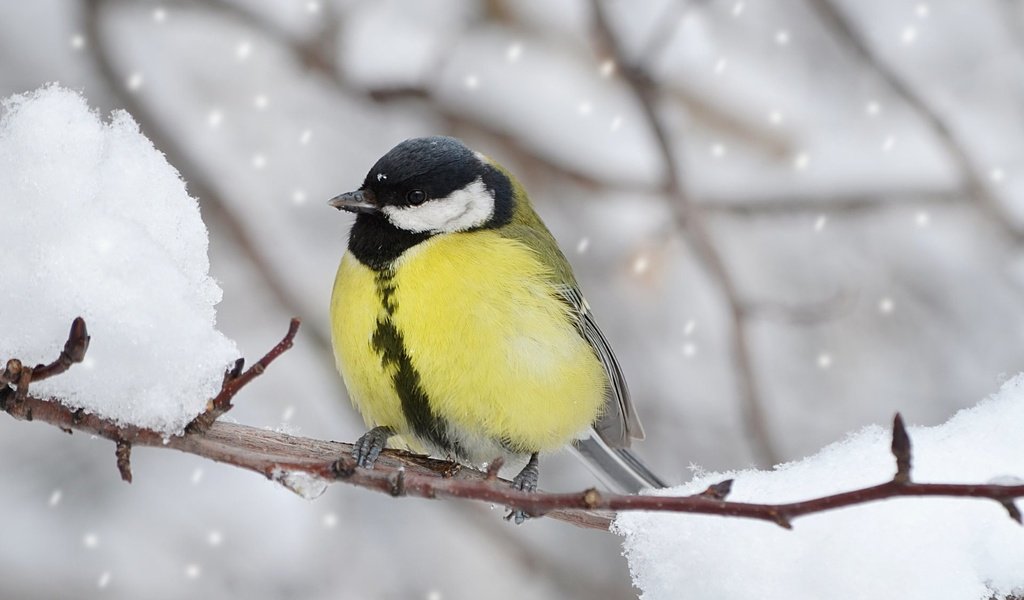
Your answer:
(557, 286), (644, 448)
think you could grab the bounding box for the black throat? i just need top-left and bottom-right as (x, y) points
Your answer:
(346, 162), (515, 271)
(347, 213), (432, 271)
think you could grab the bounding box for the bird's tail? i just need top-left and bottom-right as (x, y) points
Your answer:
(571, 430), (666, 493)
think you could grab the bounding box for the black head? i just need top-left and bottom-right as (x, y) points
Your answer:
(329, 136), (515, 268)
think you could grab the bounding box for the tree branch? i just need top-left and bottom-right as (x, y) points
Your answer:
(4, 318), (1022, 533)
(701, 186), (962, 216)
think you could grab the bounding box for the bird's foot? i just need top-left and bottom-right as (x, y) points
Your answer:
(506, 453), (539, 525)
(352, 426), (394, 469)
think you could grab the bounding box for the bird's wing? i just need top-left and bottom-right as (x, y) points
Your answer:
(557, 285), (644, 448)
(571, 429), (665, 491)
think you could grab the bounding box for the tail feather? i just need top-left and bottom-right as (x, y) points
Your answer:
(571, 431), (666, 493)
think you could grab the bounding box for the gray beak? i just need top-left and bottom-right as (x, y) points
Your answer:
(328, 189), (378, 214)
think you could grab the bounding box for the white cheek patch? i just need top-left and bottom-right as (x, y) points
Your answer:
(382, 178), (495, 234)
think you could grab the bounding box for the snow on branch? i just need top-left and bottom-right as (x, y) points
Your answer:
(3, 318), (1022, 534)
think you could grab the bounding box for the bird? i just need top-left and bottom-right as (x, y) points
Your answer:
(328, 136), (663, 522)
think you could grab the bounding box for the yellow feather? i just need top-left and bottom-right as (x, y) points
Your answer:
(330, 252), (411, 435)
(330, 230), (606, 459)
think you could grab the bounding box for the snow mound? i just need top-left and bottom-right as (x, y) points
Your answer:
(0, 85), (239, 435)
(615, 375), (1024, 600)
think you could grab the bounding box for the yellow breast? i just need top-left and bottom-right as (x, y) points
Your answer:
(330, 231), (606, 459)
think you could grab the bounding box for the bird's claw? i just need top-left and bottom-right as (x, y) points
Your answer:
(352, 426), (394, 469)
(506, 453), (539, 524)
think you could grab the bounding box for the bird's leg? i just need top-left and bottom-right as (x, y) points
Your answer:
(352, 426), (394, 468)
(507, 452), (540, 524)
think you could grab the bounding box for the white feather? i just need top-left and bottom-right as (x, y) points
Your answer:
(382, 178), (494, 234)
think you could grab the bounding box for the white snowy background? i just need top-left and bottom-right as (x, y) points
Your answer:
(1, 1), (1023, 599)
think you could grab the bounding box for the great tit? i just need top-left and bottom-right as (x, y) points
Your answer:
(328, 136), (663, 520)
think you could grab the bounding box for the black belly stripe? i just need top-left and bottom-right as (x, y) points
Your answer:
(375, 271), (398, 316)
(371, 271), (464, 457)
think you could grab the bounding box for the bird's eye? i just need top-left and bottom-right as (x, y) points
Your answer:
(406, 189), (427, 205)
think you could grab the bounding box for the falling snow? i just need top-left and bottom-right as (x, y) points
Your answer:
(236, 41), (252, 61)
(632, 255), (650, 275)
(126, 73), (143, 91)
(793, 152), (810, 170)
(207, 108), (223, 128)
(901, 26), (918, 45)
(506, 43), (522, 63)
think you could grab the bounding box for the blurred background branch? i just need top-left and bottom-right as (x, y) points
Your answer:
(590, 0), (779, 465)
(806, 0), (1024, 243)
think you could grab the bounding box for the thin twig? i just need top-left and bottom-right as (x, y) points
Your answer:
(115, 439), (133, 483)
(30, 317), (91, 382)
(187, 318), (300, 432)
(891, 413), (912, 484)
(589, 0), (779, 466)
(0, 319), (90, 395)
